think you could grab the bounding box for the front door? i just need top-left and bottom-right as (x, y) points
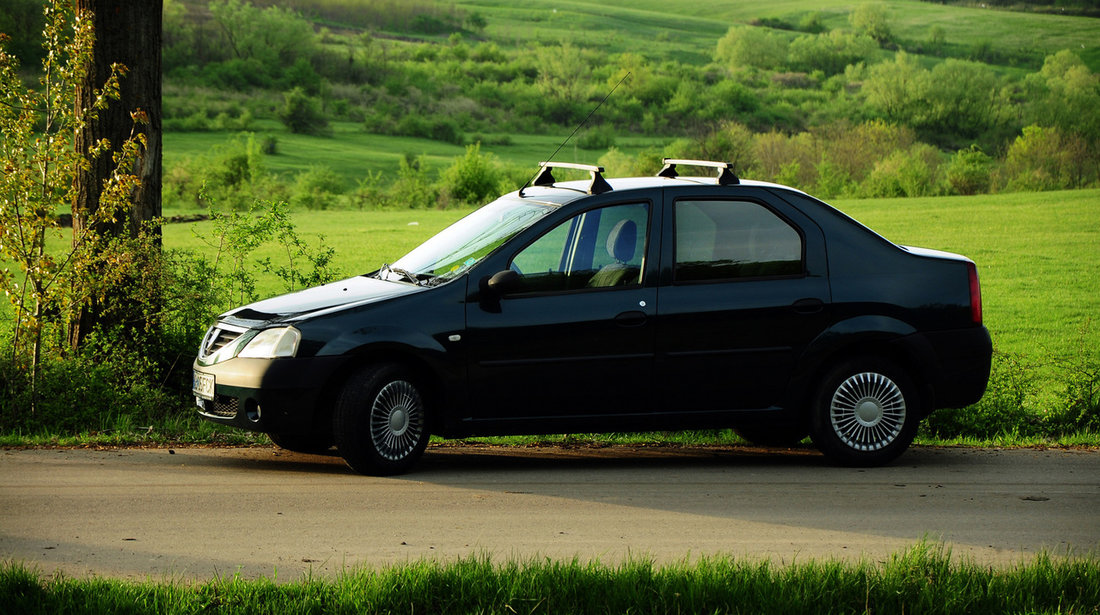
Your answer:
(465, 201), (658, 425)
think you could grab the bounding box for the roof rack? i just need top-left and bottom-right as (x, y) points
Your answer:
(657, 159), (739, 185)
(520, 161), (612, 196)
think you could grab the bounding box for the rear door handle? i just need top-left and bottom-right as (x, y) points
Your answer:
(614, 310), (648, 327)
(792, 298), (825, 314)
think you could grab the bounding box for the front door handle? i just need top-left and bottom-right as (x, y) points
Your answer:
(614, 310), (648, 327)
(792, 298), (825, 314)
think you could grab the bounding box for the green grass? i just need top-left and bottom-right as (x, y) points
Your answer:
(2, 543), (1097, 613)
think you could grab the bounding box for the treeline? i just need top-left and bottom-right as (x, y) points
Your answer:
(917, 0), (1100, 17)
(153, 0), (1100, 205)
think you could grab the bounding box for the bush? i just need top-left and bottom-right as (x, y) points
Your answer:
(788, 30), (877, 75)
(576, 125), (617, 150)
(0, 340), (182, 435)
(813, 155), (854, 198)
(440, 143), (503, 206)
(999, 125), (1093, 191)
(163, 134), (278, 211)
(395, 114), (464, 145)
(290, 165), (343, 210)
(714, 26), (787, 71)
(944, 145), (993, 195)
(849, 3), (893, 45)
(860, 144), (941, 198)
(278, 87), (331, 136)
(388, 153), (439, 208)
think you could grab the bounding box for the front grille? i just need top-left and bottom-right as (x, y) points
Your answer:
(199, 323), (246, 359)
(202, 395), (238, 418)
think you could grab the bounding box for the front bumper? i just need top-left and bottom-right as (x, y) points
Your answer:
(193, 355), (343, 434)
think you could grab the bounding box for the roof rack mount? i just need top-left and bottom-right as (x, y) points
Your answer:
(527, 161), (612, 196)
(657, 158), (739, 186)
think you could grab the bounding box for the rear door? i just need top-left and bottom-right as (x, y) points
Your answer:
(655, 186), (830, 416)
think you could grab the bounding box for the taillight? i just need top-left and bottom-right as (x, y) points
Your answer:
(967, 262), (982, 324)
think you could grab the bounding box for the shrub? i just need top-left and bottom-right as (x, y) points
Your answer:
(576, 125), (617, 150)
(813, 155), (855, 198)
(944, 145), (993, 195)
(162, 133), (284, 211)
(714, 26), (787, 72)
(440, 143), (503, 206)
(291, 165), (343, 210)
(849, 3), (893, 45)
(278, 87), (331, 136)
(999, 125), (1092, 191)
(395, 114), (464, 145)
(860, 144), (941, 198)
(388, 154), (438, 208)
(788, 30), (877, 75)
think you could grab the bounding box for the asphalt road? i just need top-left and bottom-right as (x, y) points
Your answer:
(1, 445), (1098, 581)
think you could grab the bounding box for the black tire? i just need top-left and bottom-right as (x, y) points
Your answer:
(267, 432), (334, 455)
(809, 357), (919, 467)
(333, 363), (430, 476)
(734, 422), (809, 447)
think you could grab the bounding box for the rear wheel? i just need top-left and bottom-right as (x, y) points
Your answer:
(333, 363), (430, 475)
(809, 357), (919, 466)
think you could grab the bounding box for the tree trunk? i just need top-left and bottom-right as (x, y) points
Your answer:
(70, 0), (162, 348)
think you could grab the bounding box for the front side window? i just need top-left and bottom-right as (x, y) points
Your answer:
(510, 202), (649, 293)
(675, 200), (802, 283)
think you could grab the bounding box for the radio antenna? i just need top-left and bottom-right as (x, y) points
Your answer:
(519, 71), (631, 194)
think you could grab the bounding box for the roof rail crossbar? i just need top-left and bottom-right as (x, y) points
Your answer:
(658, 158), (740, 186)
(526, 161), (612, 195)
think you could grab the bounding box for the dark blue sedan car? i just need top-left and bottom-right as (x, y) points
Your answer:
(194, 159), (992, 474)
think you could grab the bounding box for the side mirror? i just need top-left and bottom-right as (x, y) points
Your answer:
(486, 269), (520, 295)
(479, 270), (520, 312)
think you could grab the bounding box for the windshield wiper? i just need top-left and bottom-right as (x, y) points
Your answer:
(378, 263), (423, 285)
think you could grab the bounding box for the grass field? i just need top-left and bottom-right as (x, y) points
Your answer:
(3, 543), (1097, 613)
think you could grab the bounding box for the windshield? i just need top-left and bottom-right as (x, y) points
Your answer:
(385, 197), (557, 284)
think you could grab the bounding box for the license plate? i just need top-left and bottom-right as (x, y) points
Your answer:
(193, 370), (215, 401)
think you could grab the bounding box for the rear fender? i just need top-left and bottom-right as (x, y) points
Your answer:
(790, 316), (937, 415)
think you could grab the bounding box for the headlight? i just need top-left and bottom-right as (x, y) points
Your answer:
(237, 327), (301, 359)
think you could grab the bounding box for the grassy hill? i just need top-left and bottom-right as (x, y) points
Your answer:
(451, 0), (1100, 69)
(155, 0), (1100, 209)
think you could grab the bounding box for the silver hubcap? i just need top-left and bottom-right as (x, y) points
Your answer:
(370, 381), (424, 461)
(830, 372), (906, 451)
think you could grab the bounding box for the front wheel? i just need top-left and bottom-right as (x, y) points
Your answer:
(333, 363), (430, 475)
(809, 358), (919, 467)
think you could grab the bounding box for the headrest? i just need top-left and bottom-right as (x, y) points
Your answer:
(606, 219), (637, 263)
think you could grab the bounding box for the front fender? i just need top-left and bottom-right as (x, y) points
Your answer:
(316, 324), (450, 358)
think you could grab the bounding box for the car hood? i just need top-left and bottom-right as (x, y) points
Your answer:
(221, 275), (420, 323)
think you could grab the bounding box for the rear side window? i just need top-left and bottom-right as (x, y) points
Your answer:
(674, 200), (802, 283)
